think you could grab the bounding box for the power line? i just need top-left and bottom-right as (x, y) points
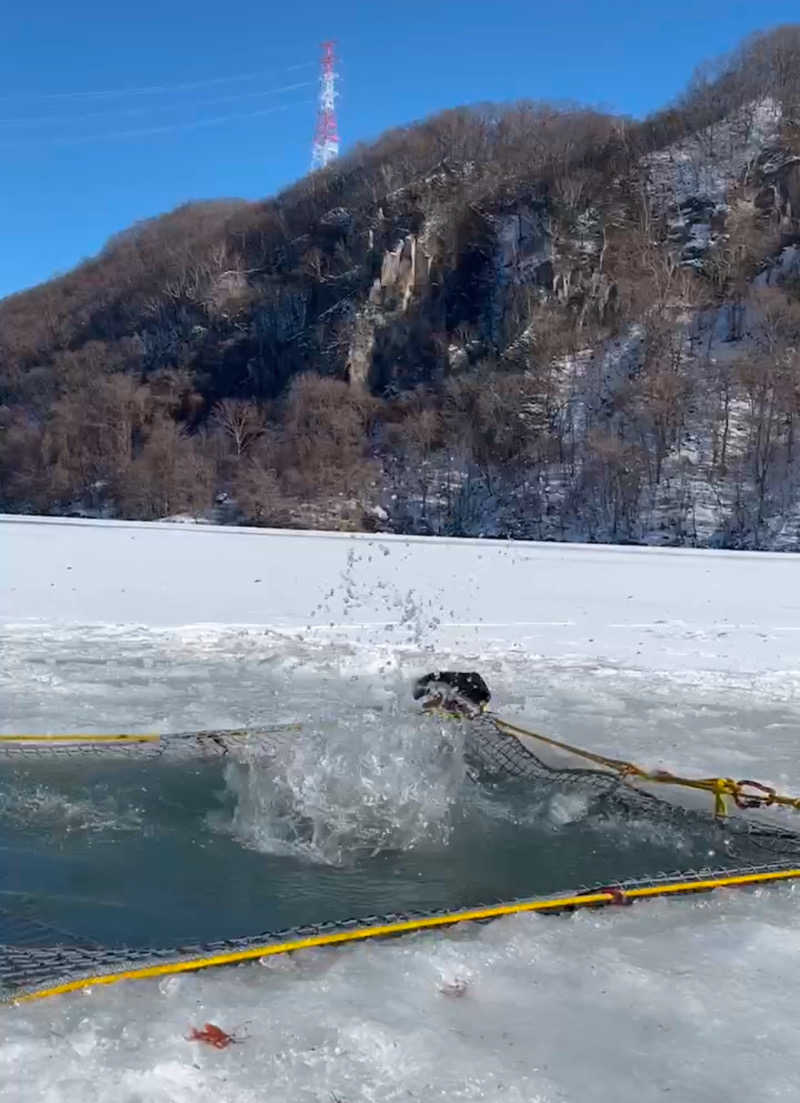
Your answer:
(0, 99), (315, 149)
(0, 61), (314, 103)
(0, 82), (314, 131)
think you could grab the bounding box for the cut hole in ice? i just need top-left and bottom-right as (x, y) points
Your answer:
(0, 711), (777, 958)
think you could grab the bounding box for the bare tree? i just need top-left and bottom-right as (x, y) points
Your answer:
(735, 290), (800, 528)
(211, 398), (266, 458)
(115, 418), (215, 520)
(280, 373), (377, 500)
(578, 431), (647, 542)
(233, 457), (287, 526)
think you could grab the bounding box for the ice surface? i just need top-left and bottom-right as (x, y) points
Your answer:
(2, 516), (800, 1101)
(3, 887), (800, 1102)
(4, 515), (800, 673)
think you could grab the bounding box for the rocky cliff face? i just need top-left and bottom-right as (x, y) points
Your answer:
(2, 26), (800, 546)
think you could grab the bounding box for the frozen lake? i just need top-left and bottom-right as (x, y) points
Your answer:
(2, 516), (800, 1102)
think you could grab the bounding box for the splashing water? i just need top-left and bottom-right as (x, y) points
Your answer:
(219, 713), (467, 865)
(0, 777), (144, 834)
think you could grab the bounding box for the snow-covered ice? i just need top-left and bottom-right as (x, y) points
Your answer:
(2, 515), (800, 1102)
(5, 514), (800, 670)
(5, 885), (800, 1103)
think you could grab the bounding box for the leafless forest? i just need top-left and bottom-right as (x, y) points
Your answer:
(2, 26), (799, 547)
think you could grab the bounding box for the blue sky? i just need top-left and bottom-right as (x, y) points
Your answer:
(1, 1), (796, 299)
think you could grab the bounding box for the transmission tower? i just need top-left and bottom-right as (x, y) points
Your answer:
(311, 40), (339, 170)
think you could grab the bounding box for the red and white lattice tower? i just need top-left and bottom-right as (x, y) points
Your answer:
(311, 40), (340, 171)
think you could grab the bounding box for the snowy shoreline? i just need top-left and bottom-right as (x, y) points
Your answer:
(7, 509), (800, 557)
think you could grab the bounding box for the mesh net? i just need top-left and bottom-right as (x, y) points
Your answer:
(464, 717), (800, 861)
(3, 719), (800, 1003)
(0, 729), (296, 761)
(4, 859), (799, 1003)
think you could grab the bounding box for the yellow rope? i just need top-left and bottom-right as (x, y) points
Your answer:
(492, 717), (643, 776)
(8, 866), (800, 1006)
(492, 716), (800, 817)
(0, 726), (302, 745)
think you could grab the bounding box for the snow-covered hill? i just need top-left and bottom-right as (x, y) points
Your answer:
(3, 27), (800, 549)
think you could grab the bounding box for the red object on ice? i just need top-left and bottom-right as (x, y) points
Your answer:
(187, 1022), (237, 1049)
